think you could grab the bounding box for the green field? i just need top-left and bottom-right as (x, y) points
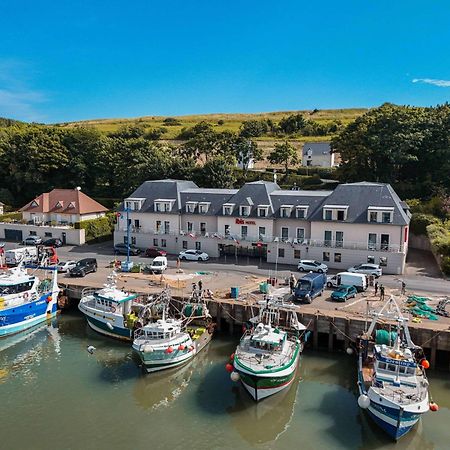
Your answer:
(57, 108), (367, 140)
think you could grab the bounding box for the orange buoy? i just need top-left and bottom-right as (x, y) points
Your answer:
(430, 402), (439, 412)
(46, 296), (52, 303)
(188, 345), (194, 352)
(421, 359), (430, 369)
(165, 346), (174, 354)
(225, 363), (233, 373)
(230, 353), (235, 360)
(178, 344), (186, 351)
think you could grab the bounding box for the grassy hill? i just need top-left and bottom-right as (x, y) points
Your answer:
(57, 108), (368, 140)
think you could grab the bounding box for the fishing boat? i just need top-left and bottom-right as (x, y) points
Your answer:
(357, 296), (431, 440)
(132, 291), (213, 373)
(0, 264), (59, 337)
(231, 306), (308, 401)
(78, 271), (144, 341)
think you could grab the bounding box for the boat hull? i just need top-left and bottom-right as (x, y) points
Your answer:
(84, 315), (132, 341)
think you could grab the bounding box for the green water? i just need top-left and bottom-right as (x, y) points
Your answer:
(0, 313), (449, 450)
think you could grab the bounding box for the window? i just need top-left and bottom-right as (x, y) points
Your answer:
(324, 210), (332, 221)
(134, 219), (140, 228)
(224, 224), (230, 236)
(240, 205), (250, 216)
(323, 252), (330, 262)
(258, 227), (266, 239)
(30, 231), (37, 236)
(381, 234), (390, 251)
(382, 212), (392, 223)
(296, 207), (307, 219)
(324, 230), (332, 247)
(195, 241), (201, 250)
(280, 206), (292, 218)
(199, 203), (210, 214)
(337, 210), (345, 221)
(241, 226), (248, 239)
(186, 202), (196, 213)
(278, 248), (285, 258)
(294, 249), (301, 259)
(258, 206), (268, 217)
(368, 233), (377, 250)
(379, 256), (387, 267)
(153, 238), (158, 246)
(223, 205), (233, 215)
(124, 236), (128, 244)
(334, 253), (342, 263)
(182, 240), (188, 249)
(44, 232), (52, 237)
(131, 236), (136, 245)
(281, 227), (289, 241)
(164, 221), (170, 234)
(187, 222), (193, 232)
(335, 231), (343, 248)
(161, 239), (167, 247)
(367, 255), (375, 264)
(200, 222), (207, 235)
(296, 228), (305, 241)
(155, 201), (172, 212)
(369, 211), (378, 223)
(133, 201), (140, 211)
(156, 221), (161, 232)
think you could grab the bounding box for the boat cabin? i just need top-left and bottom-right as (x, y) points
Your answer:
(374, 344), (417, 377)
(91, 288), (138, 315)
(140, 318), (183, 341)
(248, 323), (286, 352)
(0, 269), (36, 297)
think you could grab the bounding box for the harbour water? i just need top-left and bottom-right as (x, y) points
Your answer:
(0, 313), (448, 450)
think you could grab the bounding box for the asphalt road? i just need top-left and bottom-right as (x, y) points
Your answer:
(2, 241), (450, 295)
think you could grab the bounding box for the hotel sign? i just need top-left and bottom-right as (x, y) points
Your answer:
(235, 218), (256, 225)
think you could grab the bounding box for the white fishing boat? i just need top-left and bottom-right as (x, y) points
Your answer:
(357, 296), (431, 440)
(0, 264), (59, 338)
(132, 292), (213, 373)
(232, 307), (308, 401)
(78, 271), (143, 341)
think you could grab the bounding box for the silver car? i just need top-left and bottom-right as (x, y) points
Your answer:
(297, 260), (328, 273)
(347, 263), (382, 278)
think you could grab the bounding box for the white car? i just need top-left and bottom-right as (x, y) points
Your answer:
(297, 260), (328, 273)
(149, 256), (168, 274)
(22, 235), (42, 245)
(57, 260), (77, 273)
(347, 263), (382, 278)
(178, 250), (209, 261)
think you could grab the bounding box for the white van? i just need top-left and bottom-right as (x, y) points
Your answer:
(5, 247), (38, 266)
(149, 256), (168, 274)
(326, 272), (368, 292)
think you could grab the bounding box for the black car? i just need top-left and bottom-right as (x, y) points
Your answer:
(69, 258), (98, 277)
(114, 243), (141, 256)
(42, 238), (63, 247)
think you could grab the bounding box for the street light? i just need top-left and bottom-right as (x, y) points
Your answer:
(121, 207), (133, 272)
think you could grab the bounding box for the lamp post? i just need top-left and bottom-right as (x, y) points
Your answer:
(121, 207), (133, 272)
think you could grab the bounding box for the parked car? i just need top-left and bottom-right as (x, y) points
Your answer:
(114, 243), (141, 256)
(297, 260), (328, 273)
(69, 258), (98, 277)
(57, 260), (77, 273)
(293, 272), (327, 303)
(22, 235), (42, 246)
(347, 263), (382, 278)
(178, 249), (209, 261)
(145, 247), (167, 258)
(331, 285), (358, 302)
(149, 256), (168, 274)
(42, 238), (63, 247)
(327, 272), (368, 292)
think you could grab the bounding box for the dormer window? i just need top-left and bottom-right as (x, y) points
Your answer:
(280, 205), (293, 218)
(324, 210), (332, 220)
(125, 198), (145, 211)
(382, 212), (392, 223)
(185, 201), (197, 213)
(223, 203), (234, 215)
(323, 205), (349, 221)
(295, 206), (308, 219)
(367, 206), (394, 224)
(198, 202), (210, 214)
(154, 199), (174, 212)
(68, 201), (76, 209)
(240, 205), (251, 217)
(258, 205), (269, 218)
(55, 201), (64, 208)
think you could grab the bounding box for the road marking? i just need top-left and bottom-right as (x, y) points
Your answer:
(338, 296), (368, 309)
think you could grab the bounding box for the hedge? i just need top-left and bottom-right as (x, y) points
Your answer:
(409, 213), (441, 236)
(0, 211), (22, 222)
(427, 223), (450, 256)
(75, 214), (115, 243)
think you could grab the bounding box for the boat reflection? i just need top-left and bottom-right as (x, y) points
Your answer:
(227, 369), (302, 445)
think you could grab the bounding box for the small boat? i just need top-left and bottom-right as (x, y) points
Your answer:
(132, 293), (213, 373)
(357, 296), (431, 440)
(0, 264), (59, 338)
(232, 306), (308, 401)
(78, 271), (144, 341)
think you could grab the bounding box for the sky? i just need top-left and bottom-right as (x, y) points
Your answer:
(0, 1), (449, 123)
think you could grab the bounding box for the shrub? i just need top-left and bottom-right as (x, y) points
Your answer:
(409, 213), (441, 235)
(163, 117), (181, 126)
(75, 214), (115, 243)
(0, 211), (21, 222)
(440, 256), (450, 275)
(427, 223), (450, 256)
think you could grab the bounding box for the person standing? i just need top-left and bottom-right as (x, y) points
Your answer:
(380, 284), (385, 301)
(374, 281), (379, 296)
(401, 281), (406, 295)
(289, 273), (296, 293)
(198, 279), (203, 292)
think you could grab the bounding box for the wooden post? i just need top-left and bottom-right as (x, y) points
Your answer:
(313, 314), (319, 350)
(328, 319), (334, 352)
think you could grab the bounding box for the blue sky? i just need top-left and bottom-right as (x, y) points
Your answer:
(0, 1), (449, 123)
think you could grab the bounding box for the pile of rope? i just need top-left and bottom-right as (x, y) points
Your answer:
(405, 295), (438, 321)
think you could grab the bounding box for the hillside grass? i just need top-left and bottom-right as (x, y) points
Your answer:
(57, 108), (367, 139)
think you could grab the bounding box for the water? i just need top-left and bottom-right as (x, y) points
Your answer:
(0, 313), (449, 450)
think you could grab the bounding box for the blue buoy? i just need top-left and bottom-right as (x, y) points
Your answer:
(231, 287), (239, 299)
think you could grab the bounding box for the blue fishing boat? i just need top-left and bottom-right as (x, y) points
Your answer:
(0, 265), (59, 338)
(357, 296), (431, 440)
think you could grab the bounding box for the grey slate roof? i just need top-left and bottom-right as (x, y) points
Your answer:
(307, 182), (410, 225)
(302, 142), (331, 157)
(270, 190), (332, 219)
(180, 190), (238, 216)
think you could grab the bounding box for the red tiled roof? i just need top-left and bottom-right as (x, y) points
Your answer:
(20, 189), (108, 215)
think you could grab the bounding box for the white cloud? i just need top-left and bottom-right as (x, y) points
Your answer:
(412, 78), (450, 88)
(0, 59), (47, 122)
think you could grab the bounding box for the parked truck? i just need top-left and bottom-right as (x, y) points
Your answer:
(5, 245), (58, 267)
(326, 272), (368, 292)
(293, 272), (327, 303)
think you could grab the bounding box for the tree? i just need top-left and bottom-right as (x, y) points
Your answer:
(239, 120), (268, 138)
(267, 141), (299, 176)
(198, 155), (237, 188)
(278, 114), (307, 134)
(234, 137), (262, 175)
